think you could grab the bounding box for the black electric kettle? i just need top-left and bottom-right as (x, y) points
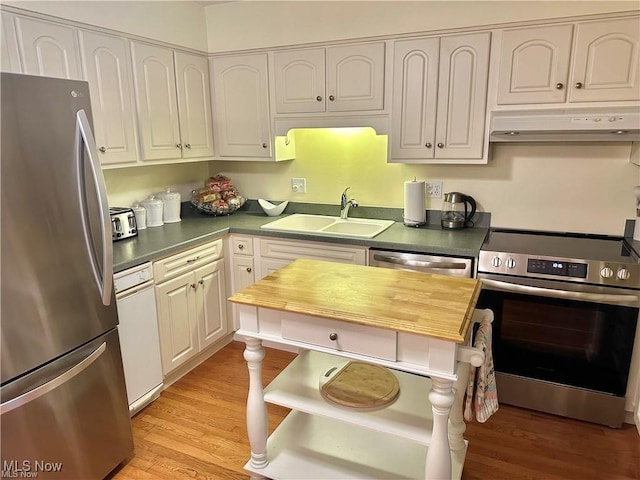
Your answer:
(441, 192), (477, 229)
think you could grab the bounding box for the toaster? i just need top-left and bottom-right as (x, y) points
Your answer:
(110, 207), (138, 241)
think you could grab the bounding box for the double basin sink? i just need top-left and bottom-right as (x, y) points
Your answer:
(260, 214), (395, 239)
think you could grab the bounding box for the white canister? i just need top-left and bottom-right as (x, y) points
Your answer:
(157, 187), (181, 223)
(131, 204), (147, 230)
(141, 195), (163, 227)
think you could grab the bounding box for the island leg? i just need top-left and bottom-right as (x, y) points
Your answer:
(448, 362), (470, 451)
(425, 377), (455, 480)
(244, 337), (269, 472)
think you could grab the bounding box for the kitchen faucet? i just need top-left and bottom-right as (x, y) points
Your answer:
(340, 187), (358, 219)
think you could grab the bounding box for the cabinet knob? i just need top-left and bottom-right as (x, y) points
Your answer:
(176, 143), (182, 149)
(246, 267), (252, 273)
(198, 279), (204, 285)
(575, 82), (583, 89)
(425, 143), (432, 148)
(262, 143), (268, 148)
(185, 143), (192, 149)
(238, 244), (244, 250)
(191, 283), (197, 289)
(316, 95), (322, 102)
(329, 95), (335, 101)
(98, 146), (106, 153)
(437, 142), (444, 148)
(555, 83), (564, 90)
(329, 332), (338, 341)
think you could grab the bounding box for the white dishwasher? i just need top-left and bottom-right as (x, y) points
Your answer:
(114, 262), (163, 416)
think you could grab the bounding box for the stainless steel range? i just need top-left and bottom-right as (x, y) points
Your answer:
(476, 229), (640, 427)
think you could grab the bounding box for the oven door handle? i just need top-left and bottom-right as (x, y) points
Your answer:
(481, 278), (639, 305)
(373, 253), (468, 270)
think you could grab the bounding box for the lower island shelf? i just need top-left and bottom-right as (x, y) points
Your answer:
(248, 350), (468, 479)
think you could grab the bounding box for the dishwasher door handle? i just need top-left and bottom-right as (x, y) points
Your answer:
(372, 253), (468, 270)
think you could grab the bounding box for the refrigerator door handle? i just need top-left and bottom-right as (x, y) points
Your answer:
(0, 342), (107, 415)
(76, 109), (113, 306)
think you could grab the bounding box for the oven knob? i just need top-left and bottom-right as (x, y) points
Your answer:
(617, 267), (631, 280)
(505, 258), (516, 269)
(600, 267), (614, 279)
(491, 256), (502, 268)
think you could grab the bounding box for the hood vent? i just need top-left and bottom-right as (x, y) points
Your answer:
(490, 108), (640, 142)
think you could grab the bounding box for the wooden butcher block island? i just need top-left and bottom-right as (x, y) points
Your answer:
(230, 259), (485, 480)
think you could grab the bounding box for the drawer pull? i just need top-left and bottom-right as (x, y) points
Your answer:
(246, 267), (252, 273)
(238, 244), (244, 250)
(329, 332), (338, 341)
(186, 256), (201, 264)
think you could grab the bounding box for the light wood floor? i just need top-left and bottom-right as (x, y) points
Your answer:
(111, 341), (640, 480)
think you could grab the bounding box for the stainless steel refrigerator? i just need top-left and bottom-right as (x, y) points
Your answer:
(1, 73), (133, 478)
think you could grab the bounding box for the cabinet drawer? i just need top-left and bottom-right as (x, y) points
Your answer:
(154, 239), (223, 283)
(231, 235), (254, 256)
(282, 315), (397, 361)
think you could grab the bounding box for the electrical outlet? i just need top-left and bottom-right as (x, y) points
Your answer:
(426, 181), (443, 199)
(292, 178), (306, 193)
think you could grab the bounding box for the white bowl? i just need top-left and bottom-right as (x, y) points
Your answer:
(258, 199), (289, 217)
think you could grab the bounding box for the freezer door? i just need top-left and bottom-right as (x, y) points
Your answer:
(0, 328), (133, 479)
(1, 73), (117, 383)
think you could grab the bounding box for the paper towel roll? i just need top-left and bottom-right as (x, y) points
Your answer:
(404, 180), (426, 226)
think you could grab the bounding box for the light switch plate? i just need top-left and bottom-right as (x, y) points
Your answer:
(292, 178), (306, 193)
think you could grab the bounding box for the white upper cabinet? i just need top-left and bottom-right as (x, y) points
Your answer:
(391, 32), (490, 162)
(497, 17), (639, 105)
(79, 31), (138, 165)
(131, 42), (214, 162)
(210, 53), (272, 158)
(12, 15), (82, 80)
(131, 42), (182, 161)
(174, 52), (214, 159)
(1, 13), (20, 73)
(571, 17), (640, 103)
(497, 25), (573, 105)
(273, 42), (386, 114)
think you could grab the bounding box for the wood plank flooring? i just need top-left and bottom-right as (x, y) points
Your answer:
(110, 341), (640, 480)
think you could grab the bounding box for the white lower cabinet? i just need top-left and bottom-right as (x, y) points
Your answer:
(154, 240), (227, 376)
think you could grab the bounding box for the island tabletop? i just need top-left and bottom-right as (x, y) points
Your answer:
(229, 258), (482, 343)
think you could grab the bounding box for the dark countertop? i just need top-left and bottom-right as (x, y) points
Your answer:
(113, 201), (490, 273)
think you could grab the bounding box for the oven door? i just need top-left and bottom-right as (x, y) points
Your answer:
(477, 274), (639, 397)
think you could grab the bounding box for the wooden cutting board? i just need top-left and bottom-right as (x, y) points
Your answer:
(320, 361), (400, 410)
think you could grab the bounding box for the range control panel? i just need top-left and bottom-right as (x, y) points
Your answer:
(527, 259), (587, 278)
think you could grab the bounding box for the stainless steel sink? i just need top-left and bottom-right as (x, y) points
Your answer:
(260, 214), (394, 238)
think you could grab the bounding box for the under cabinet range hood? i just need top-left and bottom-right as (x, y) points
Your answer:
(490, 107), (640, 142)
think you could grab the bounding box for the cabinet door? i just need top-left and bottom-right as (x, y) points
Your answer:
(194, 260), (228, 350)
(435, 32), (490, 159)
(13, 16), (82, 80)
(131, 42), (182, 161)
(497, 25), (573, 105)
(570, 18), (640, 102)
(273, 48), (325, 114)
(230, 256), (255, 330)
(156, 272), (199, 375)
(78, 31), (138, 165)
(211, 54), (272, 158)
(1, 13), (21, 73)
(390, 37), (439, 159)
(326, 42), (385, 112)
(174, 51), (214, 158)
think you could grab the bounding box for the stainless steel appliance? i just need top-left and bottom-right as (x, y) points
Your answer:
(369, 250), (473, 278)
(477, 229), (640, 427)
(110, 207), (138, 241)
(441, 192), (477, 229)
(114, 263), (163, 416)
(1, 73), (133, 478)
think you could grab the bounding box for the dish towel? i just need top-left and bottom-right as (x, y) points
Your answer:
(464, 310), (499, 423)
